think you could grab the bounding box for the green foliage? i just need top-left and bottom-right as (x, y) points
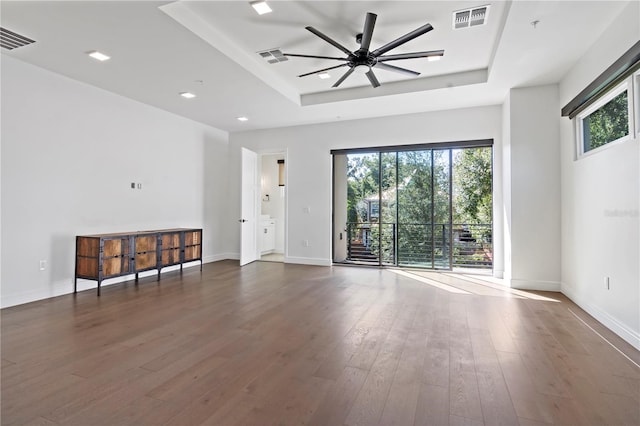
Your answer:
(452, 147), (492, 225)
(583, 91), (628, 151)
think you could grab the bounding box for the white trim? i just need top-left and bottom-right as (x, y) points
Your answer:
(203, 254), (232, 263)
(562, 284), (640, 351)
(285, 256), (332, 267)
(509, 278), (561, 292)
(567, 309), (640, 368)
(0, 261), (206, 309)
(223, 252), (240, 261)
(634, 70), (640, 138)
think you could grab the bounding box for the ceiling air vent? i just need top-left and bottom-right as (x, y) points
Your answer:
(257, 48), (288, 64)
(1, 27), (36, 50)
(453, 5), (490, 29)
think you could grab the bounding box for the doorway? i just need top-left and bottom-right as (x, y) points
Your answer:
(259, 153), (285, 262)
(333, 143), (493, 271)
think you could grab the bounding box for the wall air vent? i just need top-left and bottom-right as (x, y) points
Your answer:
(257, 48), (288, 64)
(453, 5), (490, 29)
(1, 27), (36, 50)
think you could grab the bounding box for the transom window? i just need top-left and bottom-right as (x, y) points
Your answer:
(576, 78), (634, 157)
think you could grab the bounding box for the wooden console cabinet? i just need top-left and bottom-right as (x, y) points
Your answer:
(75, 228), (202, 296)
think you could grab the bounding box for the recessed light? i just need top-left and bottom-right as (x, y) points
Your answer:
(250, 1), (272, 15)
(427, 56), (441, 62)
(180, 92), (196, 99)
(237, 116), (249, 122)
(318, 72), (331, 79)
(87, 50), (110, 61)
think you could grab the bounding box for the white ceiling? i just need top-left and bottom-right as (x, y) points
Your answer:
(0, 1), (629, 132)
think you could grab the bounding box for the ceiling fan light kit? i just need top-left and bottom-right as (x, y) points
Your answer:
(283, 12), (444, 89)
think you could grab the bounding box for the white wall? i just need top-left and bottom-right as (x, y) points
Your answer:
(1, 56), (229, 307)
(558, 1), (640, 349)
(505, 85), (562, 291)
(229, 105), (503, 266)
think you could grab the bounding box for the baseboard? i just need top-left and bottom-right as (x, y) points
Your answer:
(224, 252), (240, 260)
(1, 261), (206, 309)
(561, 284), (640, 351)
(284, 256), (332, 267)
(203, 253), (235, 263)
(510, 278), (561, 292)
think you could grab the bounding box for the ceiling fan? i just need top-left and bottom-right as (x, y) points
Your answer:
(283, 12), (444, 88)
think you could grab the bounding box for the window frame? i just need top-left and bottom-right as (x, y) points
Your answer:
(635, 69), (640, 139)
(575, 77), (635, 159)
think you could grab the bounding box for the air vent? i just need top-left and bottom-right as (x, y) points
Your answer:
(1, 27), (36, 50)
(453, 5), (490, 29)
(257, 48), (288, 64)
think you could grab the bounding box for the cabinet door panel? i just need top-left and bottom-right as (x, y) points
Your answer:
(103, 257), (129, 277)
(135, 235), (157, 252)
(184, 246), (201, 261)
(136, 252), (157, 271)
(162, 233), (181, 249)
(161, 249), (180, 266)
(104, 238), (128, 257)
(184, 231), (201, 246)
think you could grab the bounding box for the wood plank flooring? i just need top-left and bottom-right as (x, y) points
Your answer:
(2, 261), (639, 425)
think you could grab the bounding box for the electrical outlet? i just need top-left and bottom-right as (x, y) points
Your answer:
(39, 260), (46, 271)
(303, 240), (309, 247)
(303, 207), (310, 214)
(131, 182), (135, 189)
(137, 183), (142, 189)
(604, 276), (610, 290)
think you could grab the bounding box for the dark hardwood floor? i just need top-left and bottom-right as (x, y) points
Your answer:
(2, 260), (639, 425)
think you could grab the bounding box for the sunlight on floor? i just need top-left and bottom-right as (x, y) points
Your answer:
(390, 269), (471, 294)
(392, 269), (560, 302)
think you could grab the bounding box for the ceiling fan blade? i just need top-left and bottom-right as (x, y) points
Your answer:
(298, 63), (348, 78)
(365, 69), (380, 88)
(371, 23), (433, 57)
(359, 12), (377, 51)
(283, 53), (349, 61)
(332, 67), (355, 88)
(305, 26), (353, 56)
(377, 50), (444, 62)
(375, 62), (420, 76)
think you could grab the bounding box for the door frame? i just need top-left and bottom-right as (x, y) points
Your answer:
(257, 149), (288, 262)
(331, 140), (494, 270)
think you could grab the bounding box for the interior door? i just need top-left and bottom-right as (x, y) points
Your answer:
(240, 147), (258, 266)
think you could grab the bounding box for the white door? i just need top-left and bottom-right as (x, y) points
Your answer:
(240, 147), (259, 266)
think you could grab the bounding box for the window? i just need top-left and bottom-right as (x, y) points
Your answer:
(576, 79), (634, 157)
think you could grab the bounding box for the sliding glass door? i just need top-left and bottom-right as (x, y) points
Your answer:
(333, 143), (492, 271)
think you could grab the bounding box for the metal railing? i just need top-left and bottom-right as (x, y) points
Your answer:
(346, 222), (492, 269)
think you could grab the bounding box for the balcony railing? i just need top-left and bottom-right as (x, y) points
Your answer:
(346, 222), (492, 269)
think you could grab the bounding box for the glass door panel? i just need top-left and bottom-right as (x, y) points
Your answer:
(397, 150), (434, 267)
(345, 152), (380, 265)
(432, 149), (452, 269)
